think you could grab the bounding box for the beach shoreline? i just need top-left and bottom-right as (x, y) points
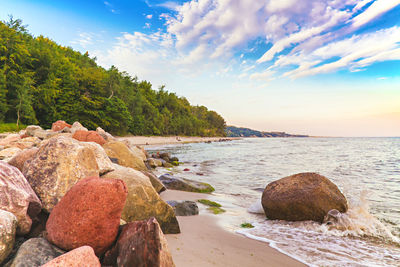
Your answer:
(117, 135), (240, 147)
(160, 190), (307, 267)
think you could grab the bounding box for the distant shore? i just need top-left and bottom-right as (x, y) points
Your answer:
(117, 135), (240, 146)
(161, 190), (306, 267)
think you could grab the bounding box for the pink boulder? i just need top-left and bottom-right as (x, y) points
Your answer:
(72, 130), (106, 145)
(46, 176), (127, 255)
(8, 147), (39, 172)
(0, 161), (42, 235)
(41, 246), (100, 267)
(51, 120), (71, 132)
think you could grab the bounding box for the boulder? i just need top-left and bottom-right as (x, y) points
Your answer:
(8, 147), (38, 172)
(41, 246), (100, 267)
(0, 161), (42, 235)
(70, 121), (88, 134)
(102, 141), (147, 171)
(0, 147), (22, 161)
(261, 172), (348, 222)
(158, 173), (215, 193)
(102, 218), (175, 267)
(9, 238), (64, 267)
(51, 121), (71, 132)
(141, 171), (166, 193)
(166, 201), (199, 216)
(72, 130), (106, 145)
(32, 130), (58, 140)
(8, 137), (41, 150)
(147, 158), (158, 168)
(0, 210), (17, 265)
(25, 126), (43, 137)
(96, 127), (114, 142)
(0, 134), (20, 146)
(23, 136), (113, 212)
(102, 164), (180, 234)
(46, 176), (127, 255)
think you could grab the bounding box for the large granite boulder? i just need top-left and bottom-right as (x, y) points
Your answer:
(8, 238), (64, 267)
(96, 127), (114, 142)
(46, 176), (127, 255)
(102, 164), (180, 234)
(0, 147), (22, 161)
(70, 121), (88, 134)
(158, 173), (215, 193)
(41, 246), (100, 267)
(8, 148), (38, 172)
(24, 126), (43, 137)
(102, 141), (147, 171)
(261, 172), (348, 222)
(0, 134), (20, 147)
(167, 201), (199, 216)
(22, 136), (114, 212)
(0, 210), (17, 265)
(0, 162), (42, 235)
(141, 171), (166, 193)
(72, 130), (106, 145)
(103, 218), (175, 267)
(51, 121), (71, 132)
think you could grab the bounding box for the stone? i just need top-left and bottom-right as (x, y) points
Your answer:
(0, 147), (22, 161)
(141, 171), (166, 193)
(102, 218), (175, 267)
(51, 121), (71, 132)
(162, 161), (173, 168)
(0, 210), (17, 265)
(166, 201), (199, 216)
(261, 172), (348, 223)
(46, 176), (127, 255)
(32, 130), (58, 140)
(9, 238), (64, 267)
(70, 121), (88, 134)
(102, 141), (147, 171)
(80, 142), (114, 175)
(0, 162), (42, 235)
(96, 127), (114, 142)
(102, 164), (180, 234)
(147, 158), (158, 168)
(0, 134), (21, 146)
(41, 246), (100, 267)
(25, 126), (43, 137)
(72, 130), (106, 145)
(158, 173), (215, 193)
(8, 148), (38, 172)
(8, 137), (41, 150)
(23, 136), (113, 212)
(170, 156), (179, 162)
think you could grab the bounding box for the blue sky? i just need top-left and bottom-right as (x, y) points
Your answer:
(1, 0), (400, 136)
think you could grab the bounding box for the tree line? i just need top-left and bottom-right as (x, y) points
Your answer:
(0, 17), (226, 136)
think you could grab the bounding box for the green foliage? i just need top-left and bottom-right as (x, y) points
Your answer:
(0, 18), (227, 136)
(197, 199), (222, 207)
(240, 223), (255, 228)
(0, 123), (26, 133)
(208, 207), (226, 214)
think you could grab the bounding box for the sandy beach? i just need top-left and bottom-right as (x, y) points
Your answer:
(117, 136), (239, 146)
(161, 190), (306, 267)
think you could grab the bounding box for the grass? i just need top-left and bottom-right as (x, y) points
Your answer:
(197, 199), (225, 214)
(240, 222), (254, 228)
(0, 123), (26, 133)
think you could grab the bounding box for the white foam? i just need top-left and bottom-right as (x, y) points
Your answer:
(247, 200), (264, 214)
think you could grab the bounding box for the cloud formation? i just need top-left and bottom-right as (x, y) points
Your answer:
(101, 0), (400, 82)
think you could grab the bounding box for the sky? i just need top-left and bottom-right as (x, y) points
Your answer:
(1, 0), (400, 136)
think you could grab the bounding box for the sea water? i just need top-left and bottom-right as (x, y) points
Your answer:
(148, 138), (400, 266)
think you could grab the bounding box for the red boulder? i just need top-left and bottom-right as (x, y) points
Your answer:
(41, 246), (100, 267)
(46, 176), (127, 255)
(72, 130), (106, 145)
(51, 120), (71, 132)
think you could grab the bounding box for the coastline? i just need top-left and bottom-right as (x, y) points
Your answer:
(160, 190), (307, 267)
(117, 135), (240, 146)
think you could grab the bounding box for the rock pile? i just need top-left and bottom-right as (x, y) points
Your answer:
(0, 121), (176, 266)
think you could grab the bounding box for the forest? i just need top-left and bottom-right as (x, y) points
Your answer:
(0, 17), (226, 136)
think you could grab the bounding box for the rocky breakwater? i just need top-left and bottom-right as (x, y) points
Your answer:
(261, 172), (348, 222)
(0, 120), (177, 266)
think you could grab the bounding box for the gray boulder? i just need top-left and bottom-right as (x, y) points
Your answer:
(158, 173), (215, 193)
(167, 201), (199, 216)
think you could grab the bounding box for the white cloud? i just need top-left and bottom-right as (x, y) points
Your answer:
(146, 14), (153, 19)
(351, 0), (400, 28)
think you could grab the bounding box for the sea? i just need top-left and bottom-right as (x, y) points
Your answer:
(148, 137), (400, 267)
